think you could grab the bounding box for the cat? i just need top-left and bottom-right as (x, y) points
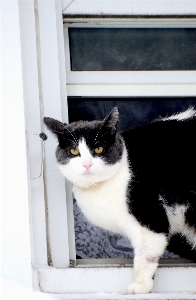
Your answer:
(44, 107), (196, 294)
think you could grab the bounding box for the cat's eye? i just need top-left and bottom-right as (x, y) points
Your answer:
(70, 148), (79, 156)
(94, 147), (104, 154)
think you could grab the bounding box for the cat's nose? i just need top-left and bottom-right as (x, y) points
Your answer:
(82, 161), (93, 170)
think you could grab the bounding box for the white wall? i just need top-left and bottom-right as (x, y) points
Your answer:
(1, 0), (32, 288)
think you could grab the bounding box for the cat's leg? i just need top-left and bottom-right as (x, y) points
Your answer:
(127, 254), (159, 294)
(126, 230), (168, 294)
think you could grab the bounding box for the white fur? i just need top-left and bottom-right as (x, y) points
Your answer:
(59, 139), (168, 294)
(163, 202), (196, 250)
(160, 194), (196, 250)
(164, 204), (187, 234)
(162, 107), (196, 121)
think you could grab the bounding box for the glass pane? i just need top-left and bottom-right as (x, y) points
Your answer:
(69, 28), (196, 71)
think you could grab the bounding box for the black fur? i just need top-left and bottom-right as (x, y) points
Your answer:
(44, 108), (196, 261)
(122, 117), (196, 235)
(44, 108), (123, 166)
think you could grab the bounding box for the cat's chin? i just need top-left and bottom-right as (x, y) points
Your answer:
(73, 179), (103, 189)
(74, 174), (102, 188)
(71, 171), (108, 189)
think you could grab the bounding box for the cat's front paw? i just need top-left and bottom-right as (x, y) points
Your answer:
(126, 279), (154, 294)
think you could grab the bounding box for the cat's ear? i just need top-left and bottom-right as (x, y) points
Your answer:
(103, 107), (119, 135)
(44, 117), (66, 135)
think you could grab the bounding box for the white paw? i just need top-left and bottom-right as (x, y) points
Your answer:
(126, 279), (154, 294)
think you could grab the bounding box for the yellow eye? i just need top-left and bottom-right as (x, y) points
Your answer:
(94, 147), (104, 154)
(70, 148), (79, 156)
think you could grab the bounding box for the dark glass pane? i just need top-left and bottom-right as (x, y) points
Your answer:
(68, 97), (196, 132)
(69, 28), (196, 71)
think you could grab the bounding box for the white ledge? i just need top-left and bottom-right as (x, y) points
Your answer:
(38, 266), (196, 294)
(47, 292), (196, 300)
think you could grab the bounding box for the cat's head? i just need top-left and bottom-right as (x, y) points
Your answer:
(44, 107), (124, 188)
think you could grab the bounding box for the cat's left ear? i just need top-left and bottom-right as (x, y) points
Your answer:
(44, 117), (67, 135)
(103, 107), (119, 135)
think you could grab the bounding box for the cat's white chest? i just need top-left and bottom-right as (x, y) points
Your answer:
(72, 158), (132, 236)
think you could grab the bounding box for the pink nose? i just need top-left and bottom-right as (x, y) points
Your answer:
(82, 161), (93, 170)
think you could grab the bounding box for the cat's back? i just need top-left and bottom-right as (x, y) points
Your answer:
(122, 109), (196, 150)
(122, 109), (196, 187)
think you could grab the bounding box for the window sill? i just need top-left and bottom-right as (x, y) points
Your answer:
(75, 258), (196, 268)
(45, 292), (196, 300)
(36, 263), (196, 295)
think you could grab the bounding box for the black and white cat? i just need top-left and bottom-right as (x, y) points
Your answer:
(44, 107), (196, 294)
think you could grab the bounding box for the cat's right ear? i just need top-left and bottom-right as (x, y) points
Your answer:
(102, 107), (119, 135)
(44, 117), (66, 135)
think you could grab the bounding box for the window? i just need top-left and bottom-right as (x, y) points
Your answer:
(69, 28), (196, 71)
(61, 16), (196, 293)
(22, 0), (196, 295)
(64, 19), (196, 262)
(64, 19), (196, 98)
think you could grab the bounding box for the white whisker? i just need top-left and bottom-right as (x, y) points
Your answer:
(64, 126), (78, 145)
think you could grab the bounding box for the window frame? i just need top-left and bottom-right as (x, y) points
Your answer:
(20, 0), (196, 296)
(20, 0), (74, 272)
(64, 19), (196, 97)
(64, 17), (196, 270)
(62, 0), (196, 16)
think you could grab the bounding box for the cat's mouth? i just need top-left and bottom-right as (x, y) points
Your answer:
(81, 170), (95, 176)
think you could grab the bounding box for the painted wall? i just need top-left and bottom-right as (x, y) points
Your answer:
(1, 0), (32, 288)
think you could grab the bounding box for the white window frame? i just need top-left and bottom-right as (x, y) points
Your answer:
(64, 19), (196, 97)
(19, 0), (196, 297)
(62, 0), (196, 16)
